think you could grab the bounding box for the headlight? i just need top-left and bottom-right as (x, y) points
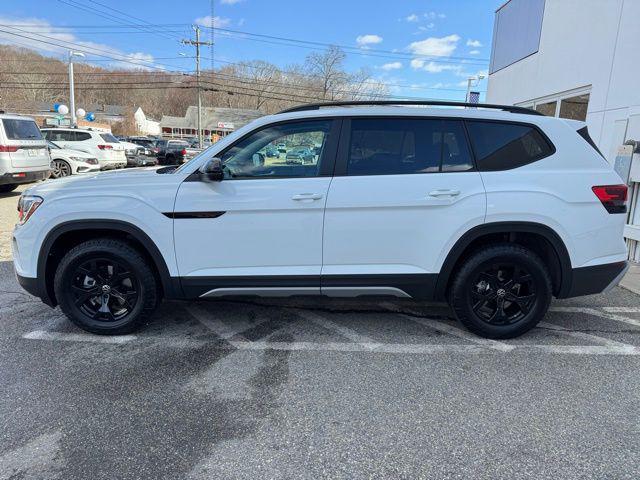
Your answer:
(17, 195), (43, 225)
(69, 156), (87, 162)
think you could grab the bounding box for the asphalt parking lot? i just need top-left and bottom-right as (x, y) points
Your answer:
(1, 186), (640, 479)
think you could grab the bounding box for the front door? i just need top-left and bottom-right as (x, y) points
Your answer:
(321, 117), (486, 299)
(173, 118), (340, 297)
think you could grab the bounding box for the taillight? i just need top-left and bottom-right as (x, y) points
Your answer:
(97, 144), (113, 150)
(181, 148), (187, 156)
(0, 145), (19, 152)
(592, 184), (628, 214)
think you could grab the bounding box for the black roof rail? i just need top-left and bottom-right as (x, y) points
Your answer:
(278, 100), (542, 116)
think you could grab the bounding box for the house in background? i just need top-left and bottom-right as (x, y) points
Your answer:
(134, 107), (160, 136)
(160, 106), (262, 141)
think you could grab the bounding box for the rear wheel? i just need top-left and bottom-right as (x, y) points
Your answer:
(449, 244), (552, 339)
(0, 184), (18, 193)
(54, 239), (160, 334)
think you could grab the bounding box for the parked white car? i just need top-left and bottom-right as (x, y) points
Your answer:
(14, 101), (629, 339)
(41, 128), (126, 170)
(47, 141), (100, 178)
(0, 114), (51, 193)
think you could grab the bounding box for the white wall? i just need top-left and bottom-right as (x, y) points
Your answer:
(487, 0), (640, 161)
(134, 107), (161, 136)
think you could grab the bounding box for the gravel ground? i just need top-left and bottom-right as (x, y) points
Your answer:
(1, 184), (639, 479)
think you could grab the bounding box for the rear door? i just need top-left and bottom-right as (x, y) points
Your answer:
(173, 118), (340, 297)
(2, 119), (49, 170)
(321, 117), (486, 299)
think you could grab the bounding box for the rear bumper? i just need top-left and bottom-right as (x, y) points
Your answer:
(563, 261), (629, 298)
(0, 170), (50, 185)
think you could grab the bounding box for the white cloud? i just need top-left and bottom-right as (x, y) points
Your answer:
(221, 0), (243, 4)
(405, 14), (419, 22)
(424, 11), (446, 19)
(356, 34), (383, 47)
(0, 16), (158, 70)
(408, 34), (460, 57)
(194, 15), (232, 28)
(469, 49), (480, 55)
(410, 59), (463, 74)
(466, 39), (483, 47)
(380, 61), (402, 71)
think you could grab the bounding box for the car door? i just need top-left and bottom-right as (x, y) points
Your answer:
(321, 117), (486, 299)
(173, 118), (340, 297)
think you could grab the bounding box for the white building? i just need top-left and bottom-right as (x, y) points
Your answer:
(486, 0), (640, 261)
(487, 0), (639, 162)
(134, 107), (161, 136)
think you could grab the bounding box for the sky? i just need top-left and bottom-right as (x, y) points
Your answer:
(1, 0), (504, 101)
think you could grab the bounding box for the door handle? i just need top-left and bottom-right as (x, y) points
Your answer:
(428, 189), (461, 197)
(292, 193), (323, 201)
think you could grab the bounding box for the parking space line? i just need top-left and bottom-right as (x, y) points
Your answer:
(295, 309), (382, 350)
(229, 340), (489, 354)
(537, 321), (635, 348)
(603, 307), (640, 313)
(22, 330), (136, 344)
(379, 302), (514, 352)
(551, 306), (640, 328)
(186, 305), (253, 340)
(521, 344), (639, 355)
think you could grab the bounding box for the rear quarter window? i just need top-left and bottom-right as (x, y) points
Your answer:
(466, 120), (553, 171)
(100, 133), (119, 143)
(2, 119), (43, 140)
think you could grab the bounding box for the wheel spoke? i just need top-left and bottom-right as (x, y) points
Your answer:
(71, 285), (100, 306)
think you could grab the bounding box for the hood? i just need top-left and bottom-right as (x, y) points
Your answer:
(24, 166), (165, 196)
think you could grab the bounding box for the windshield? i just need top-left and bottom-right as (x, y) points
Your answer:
(2, 119), (43, 140)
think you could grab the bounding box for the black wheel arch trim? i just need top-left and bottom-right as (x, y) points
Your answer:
(36, 219), (181, 307)
(435, 222), (573, 301)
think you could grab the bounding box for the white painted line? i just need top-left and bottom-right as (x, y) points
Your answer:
(295, 309), (382, 350)
(22, 330), (136, 344)
(379, 302), (514, 352)
(186, 305), (253, 340)
(550, 306), (640, 328)
(229, 340), (640, 355)
(603, 307), (640, 313)
(0, 431), (64, 480)
(538, 321), (635, 348)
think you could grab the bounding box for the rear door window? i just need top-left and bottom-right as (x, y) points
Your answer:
(75, 132), (92, 141)
(466, 121), (553, 171)
(346, 118), (473, 176)
(2, 119), (43, 140)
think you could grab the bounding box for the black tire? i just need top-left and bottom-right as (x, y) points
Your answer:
(449, 243), (552, 339)
(0, 184), (18, 193)
(54, 239), (160, 334)
(51, 159), (72, 178)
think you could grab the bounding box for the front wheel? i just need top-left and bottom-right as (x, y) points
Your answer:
(54, 239), (160, 334)
(449, 244), (552, 339)
(51, 159), (72, 178)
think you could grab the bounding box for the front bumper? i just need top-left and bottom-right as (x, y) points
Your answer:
(0, 170), (50, 185)
(564, 261), (629, 298)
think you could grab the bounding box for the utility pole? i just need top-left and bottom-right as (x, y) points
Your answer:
(68, 50), (85, 127)
(182, 26), (212, 148)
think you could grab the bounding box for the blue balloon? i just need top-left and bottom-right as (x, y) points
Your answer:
(53, 103), (60, 112)
(85, 112), (95, 122)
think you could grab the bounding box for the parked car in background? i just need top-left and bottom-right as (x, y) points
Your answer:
(0, 114), (50, 193)
(47, 141), (100, 178)
(118, 139), (146, 159)
(126, 137), (156, 156)
(277, 142), (287, 153)
(286, 146), (315, 164)
(41, 128), (126, 170)
(155, 139), (198, 165)
(265, 145), (279, 158)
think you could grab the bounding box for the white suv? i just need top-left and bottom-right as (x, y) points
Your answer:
(0, 114), (51, 193)
(13, 101), (629, 338)
(41, 127), (126, 170)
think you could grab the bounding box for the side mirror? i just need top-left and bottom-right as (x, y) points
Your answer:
(199, 157), (224, 181)
(252, 152), (265, 166)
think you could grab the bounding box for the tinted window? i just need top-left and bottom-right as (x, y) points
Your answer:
(347, 118), (473, 176)
(221, 120), (332, 178)
(577, 126), (604, 158)
(100, 133), (119, 143)
(76, 132), (92, 141)
(45, 130), (74, 141)
(2, 119), (43, 140)
(466, 121), (553, 171)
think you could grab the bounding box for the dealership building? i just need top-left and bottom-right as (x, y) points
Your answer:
(160, 106), (262, 142)
(486, 0), (640, 261)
